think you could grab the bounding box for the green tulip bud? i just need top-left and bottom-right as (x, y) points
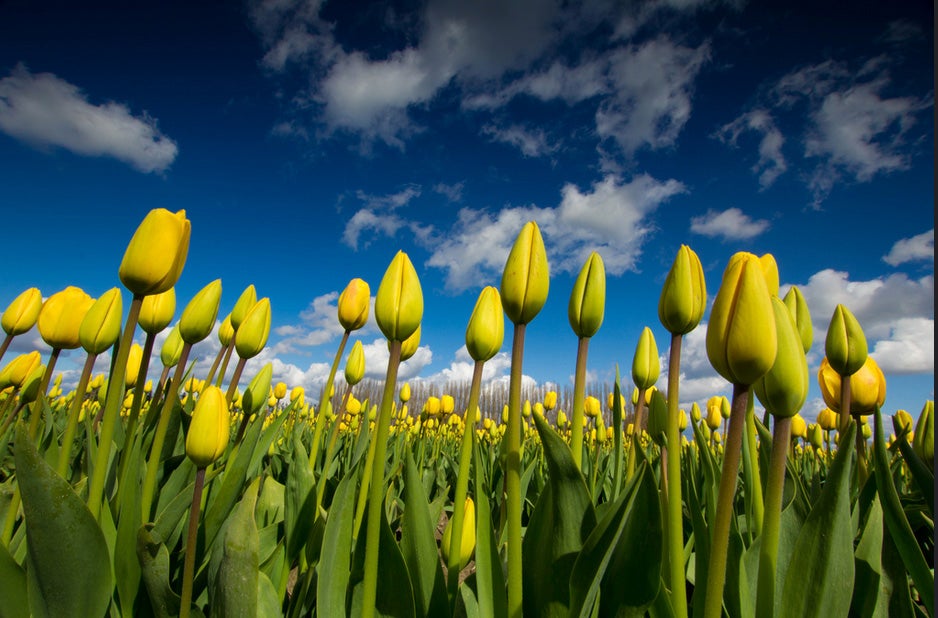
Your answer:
(466, 286), (505, 362)
(808, 423), (823, 450)
(2, 287), (42, 336)
(893, 409), (913, 435)
(179, 280), (222, 344)
(568, 251), (605, 338)
(338, 278), (371, 332)
(78, 287), (123, 355)
(753, 297), (808, 418)
(119, 208), (191, 297)
(631, 326), (660, 390)
(720, 395), (731, 419)
(235, 298), (271, 359)
(912, 400), (933, 467)
(658, 244), (707, 335)
(647, 389), (668, 446)
(375, 251), (423, 342)
(19, 363), (45, 403)
(399, 324), (421, 362)
(185, 385), (230, 467)
(38, 286), (95, 350)
(229, 284), (257, 331)
(138, 287), (176, 335)
(345, 340), (365, 386)
(824, 304), (868, 377)
(0, 351), (42, 390)
(690, 401), (701, 423)
(242, 363), (273, 415)
(706, 252), (777, 385)
(782, 286), (813, 354)
(161, 325), (184, 368)
(861, 423), (872, 440)
(500, 221), (549, 325)
(217, 314), (234, 347)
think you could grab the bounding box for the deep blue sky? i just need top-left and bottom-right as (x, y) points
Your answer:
(0, 0), (933, 423)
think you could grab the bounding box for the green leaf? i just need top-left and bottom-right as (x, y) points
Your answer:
(472, 441), (507, 618)
(523, 412), (597, 618)
(115, 436), (144, 616)
(209, 477), (260, 618)
(0, 541), (29, 618)
(285, 433), (317, 565)
(401, 451), (449, 618)
(780, 422), (856, 618)
(13, 425), (111, 618)
(851, 494), (887, 618)
(349, 500), (416, 618)
(894, 432), (934, 519)
(317, 469), (357, 618)
(136, 524), (181, 618)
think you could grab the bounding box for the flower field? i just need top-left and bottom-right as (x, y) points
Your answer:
(0, 208), (933, 618)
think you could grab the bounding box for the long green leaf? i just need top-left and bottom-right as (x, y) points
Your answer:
(851, 494), (888, 618)
(317, 470), (357, 618)
(472, 441), (507, 618)
(0, 541), (28, 618)
(349, 500), (416, 618)
(209, 477), (260, 618)
(285, 432), (317, 563)
(401, 451), (449, 618)
(136, 524), (181, 618)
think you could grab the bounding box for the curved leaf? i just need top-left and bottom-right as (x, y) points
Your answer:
(401, 451), (448, 618)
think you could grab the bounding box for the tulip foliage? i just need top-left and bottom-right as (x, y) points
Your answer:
(0, 211), (932, 618)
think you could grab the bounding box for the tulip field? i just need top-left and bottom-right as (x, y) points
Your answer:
(0, 208), (933, 618)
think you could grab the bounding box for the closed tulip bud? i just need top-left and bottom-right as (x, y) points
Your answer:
(442, 497), (476, 570)
(523, 399), (533, 418)
(568, 252), (605, 338)
(119, 208), (191, 296)
(179, 280), (222, 344)
(543, 390), (557, 411)
(347, 395), (362, 415)
(861, 423), (872, 440)
(229, 285), (257, 331)
(291, 386), (305, 408)
(808, 423), (823, 450)
(425, 396), (441, 417)
(782, 286), (812, 354)
(706, 396), (723, 430)
(274, 382), (287, 399)
(632, 387), (640, 406)
(138, 287), (176, 335)
(161, 325), (184, 368)
(400, 382), (411, 403)
(790, 413), (807, 440)
(759, 254), (780, 297)
(375, 251), (423, 342)
(824, 304), (868, 377)
(466, 286), (505, 362)
(239, 362), (272, 415)
(607, 392), (625, 411)
(894, 409), (913, 434)
(79, 287), (123, 355)
(38, 286), (94, 350)
(500, 221), (549, 325)
(631, 326), (660, 390)
(0, 351), (42, 389)
(235, 298), (271, 359)
(587, 396), (603, 418)
(338, 278), (371, 332)
(144, 379), (153, 394)
(658, 245), (707, 335)
(442, 394), (455, 415)
(690, 401), (701, 423)
(185, 385), (230, 467)
(19, 363), (46, 403)
(217, 315), (235, 347)
(817, 408), (838, 432)
(557, 410), (567, 427)
(912, 401), (933, 466)
(345, 340), (365, 386)
(2, 287), (42, 336)
(706, 252), (777, 385)
(125, 343), (143, 387)
(817, 356), (886, 414)
(720, 395), (731, 419)
(679, 409), (688, 431)
(647, 389), (668, 446)
(754, 297), (809, 418)
(399, 324), (421, 362)
(534, 402), (545, 417)
(502, 404), (509, 423)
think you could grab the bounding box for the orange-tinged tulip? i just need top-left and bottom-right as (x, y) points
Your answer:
(338, 278), (370, 332)
(817, 356), (886, 414)
(658, 245), (706, 335)
(79, 287), (123, 355)
(500, 221), (549, 325)
(234, 298), (271, 359)
(138, 287), (176, 335)
(185, 385), (230, 467)
(37, 286), (94, 350)
(2, 287), (42, 336)
(119, 208), (190, 296)
(465, 286), (504, 362)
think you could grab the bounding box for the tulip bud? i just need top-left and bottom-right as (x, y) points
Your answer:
(345, 340), (365, 386)
(441, 394), (455, 415)
(690, 401), (701, 423)
(808, 423), (823, 450)
(179, 280), (222, 344)
(753, 297), (809, 418)
(464, 286), (505, 362)
(442, 497), (476, 571)
(274, 382), (287, 399)
(790, 413), (807, 440)
(38, 286), (94, 350)
(185, 385), (230, 467)
(291, 386), (305, 408)
(2, 287), (42, 336)
(500, 221), (549, 325)
(568, 251), (605, 338)
(375, 251), (423, 342)
(400, 382), (411, 403)
(338, 278), (371, 332)
(235, 298), (271, 359)
(912, 400), (933, 467)
(19, 363), (45, 403)
(161, 325), (184, 368)
(658, 245), (706, 335)
(817, 356), (886, 414)
(647, 389), (668, 446)
(824, 304), (868, 377)
(759, 253), (780, 297)
(229, 285), (257, 331)
(119, 208), (191, 296)
(706, 396), (723, 430)
(557, 410), (567, 427)
(0, 351), (42, 390)
(242, 363), (273, 415)
(585, 396), (601, 418)
(215, 314), (234, 347)
(720, 395), (731, 419)
(631, 326), (660, 390)
(894, 409), (913, 435)
(782, 286), (812, 354)
(861, 423), (872, 440)
(817, 407), (838, 432)
(399, 324), (421, 362)
(138, 287), (176, 335)
(125, 343), (143, 388)
(543, 390), (557, 411)
(706, 252), (777, 385)
(79, 287), (123, 355)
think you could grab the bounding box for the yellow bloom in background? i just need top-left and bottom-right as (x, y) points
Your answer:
(274, 381), (287, 400)
(290, 386), (305, 408)
(425, 396), (441, 416)
(442, 497), (476, 571)
(500, 220), (549, 325)
(119, 208), (190, 297)
(584, 395), (601, 418)
(543, 390), (557, 411)
(2, 287), (42, 337)
(706, 396), (723, 430)
(338, 278), (371, 332)
(441, 394), (455, 415)
(690, 402), (701, 423)
(217, 314), (235, 347)
(658, 244), (706, 335)
(375, 251), (423, 342)
(817, 407), (838, 432)
(78, 287), (123, 355)
(125, 343), (144, 388)
(38, 286), (95, 350)
(400, 382), (411, 402)
(817, 356), (886, 414)
(235, 298), (271, 359)
(138, 287), (176, 336)
(185, 385), (230, 468)
(894, 409), (913, 434)
(790, 413), (807, 440)
(568, 251), (605, 338)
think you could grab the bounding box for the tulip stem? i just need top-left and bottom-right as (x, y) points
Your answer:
(704, 382), (748, 618)
(0, 333), (12, 365)
(204, 340), (229, 387)
(316, 383), (352, 517)
(360, 340), (402, 618)
(852, 412), (868, 486)
(27, 347), (60, 440)
(309, 330), (350, 470)
(506, 323), (526, 618)
(179, 466), (206, 618)
(56, 352), (97, 477)
(569, 336), (590, 470)
(665, 333), (688, 618)
(627, 388), (646, 482)
(744, 393), (764, 539)
(755, 415), (790, 618)
(224, 356), (247, 406)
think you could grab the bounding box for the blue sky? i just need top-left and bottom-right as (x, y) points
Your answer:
(0, 0), (933, 424)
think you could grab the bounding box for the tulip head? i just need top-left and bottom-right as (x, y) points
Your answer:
(706, 252), (777, 385)
(690, 401), (701, 423)
(400, 382), (411, 403)
(894, 409), (913, 435)
(658, 245), (706, 335)
(217, 314), (234, 347)
(345, 340), (365, 386)
(79, 287), (123, 355)
(235, 298), (271, 359)
(442, 497), (476, 571)
(375, 251), (423, 342)
(543, 390), (557, 411)
(500, 221), (549, 325)
(465, 286), (504, 362)
(808, 423), (823, 450)
(912, 400), (933, 467)
(0, 351), (42, 390)
(19, 363), (45, 404)
(647, 389), (668, 446)
(399, 324), (421, 362)
(759, 253), (780, 297)
(119, 208), (190, 297)
(274, 382), (287, 400)
(138, 287), (176, 336)
(242, 363), (273, 415)
(817, 408), (838, 432)
(185, 385), (230, 468)
(2, 287), (42, 337)
(790, 413), (807, 440)
(338, 278), (371, 332)
(824, 304), (868, 377)
(568, 251), (605, 338)
(753, 297), (809, 418)
(442, 394), (455, 415)
(817, 355), (886, 414)
(160, 325), (184, 368)
(631, 326), (660, 390)
(706, 396), (723, 430)
(781, 286), (812, 354)
(229, 285), (257, 331)
(179, 279), (222, 344)
(125, 343), (144, 387)
(38, 286), (95, 350)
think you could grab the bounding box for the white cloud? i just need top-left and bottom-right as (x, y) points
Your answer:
(870, 318), (933, 374)
(482, 123), (559, 157)
(882, 228), (934, 266)
(689, 207), (770, 240)
(433, 181), (464, 202)
(0, 65), (177, 173)
(271, 291), (378, 355)
(342, 188), (435, 250)
(713, 109), (787, 188)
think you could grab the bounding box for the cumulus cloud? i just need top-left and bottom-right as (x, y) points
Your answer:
(272, 291), (379, 355)
(482, 123), (559, 157)
(342, 187), (435, 249)
(713, 109), (787, 188)
(882, 228), (934, 266)
(690, 207), (770, 241)
(0, 65), (177, 172)
(433, 181), (464, 202)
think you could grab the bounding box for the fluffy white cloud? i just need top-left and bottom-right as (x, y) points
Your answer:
(714, 109), (787, 188)
(482, 123), (559, 158)
(883, 228), (934, 266)
(0, 65), (177, 173)
(690, 207), (770, 241)
(870, 318), (933, 374)
(272, 291), (379, 355)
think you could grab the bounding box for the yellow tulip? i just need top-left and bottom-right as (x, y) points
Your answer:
(274, 381), (287, 399)
(690, 401), (701, 423)
(37, 286), (94, 350)
(556, 410), (567, 427)
(658, 245), (706, 335)
(229, 284), (257, 331)
(706, 252), (776, 385)
(442, 394), (455, 415)
(808, 423), (823, 450)
(465, 286), (505, 362)
(894, 409), (913, 434)
(782, 286), (812, 354)
(0, 350), (42, 389)
(185, 385), (230, 468)
(125, 343), (143, 387)
(138, 287), (176, 335)
(345, 340), (365, 386)
(442, 497), (476, 571)
(399, 324), (421, 362)
(217, 314), (235, 347)
(79, 287), (123, 355)
(817, 408), (838, 432)
(400, 382), (411, 403)
(291, 386), (305, 408)
(543, 390), (557, 411)
(631, 326), (660, 390)
(790, 413), (807, 439)
(19, 363), (46, 403)
(706, 396), (723, 430)
(817, 356), (886, 414)
(500, 221), (549, 325)
(160, 325), (184, 368)
(759, 253), (779, 297)
(824, 304), (868, 377)
(753, 297), (808, 418)
(338, 278), (371, 332)
(2, 287), (42, 336)
(179, 280), (222, 345)
(568, 251), (605, 338)
(242, 363), (273, 414)
(119, 208), (190, 296)
(235, 298), (271, 359)
(425, 396), (441, 416)
(375, 251), (423, 342)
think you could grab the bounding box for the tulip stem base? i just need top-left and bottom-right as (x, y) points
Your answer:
(665, 333), (688, 618)
(756, 415), (790, 618)
(180, 466), (206, 618)
(506, 323), (526, 618)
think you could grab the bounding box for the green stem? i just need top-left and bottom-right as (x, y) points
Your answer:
(179, 466), (206, 618)
(123, 331), (156, 442)
(204, 340), (228, 387)
(27, 347), (60, 440)
(214, 341), (235, 388)
(87, 295), (143, 519)
(506, 323), (526, 618)
(56, 352), (97, 477)
(665, 333), (687, 618)
(744, 393), (764, 538)
(309, 330), (350, 469)
(224, 356), (247, 406)
(316, 384), (352, 516)
(852, 412), (868, 486)
(360, 340), (402, 618)
(837, 376), (852, 435)
(569, 336), (589, 470)
(704, 382), (748, 618)
(755, 415), (790, 618)
(627, 389), (646, 482)
(0, 332), (12, 365)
